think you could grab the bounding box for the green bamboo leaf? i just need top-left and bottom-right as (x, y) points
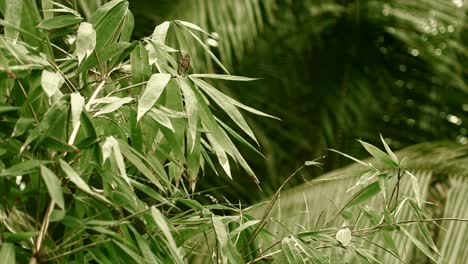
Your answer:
(137, 73), (171, 121)
(212, 216), (244, 264)
(131, 42), (151, 85)
(151, 207), (184, 264)
(381, 231), (400, 257)
(101, 136), (130, 185)
(345, 181), (381, 209)
(41, 137), (78, 152)
(406, 171), (422, 207)
(88, 0), (128, 52)
(0, 160), (43, 177)
(193, 86), (257, 181)
(118, 142), (165, 191)
(93, 97), (133, 117)
(37, 15), (82, 30)
(191, 77), (258, 144)
(11, 117), (35, 137)
(48, 2), (80, 16)
(148, 108), (174, 132)
(128, 226), (159, 264)
(82, 42), (131, 72)
(59, 159), (111, 204)
(408, 199), (440, 254)
(175, 20), (213, 37)
(292, 236), (326, 264)
(229, 220), (260, 237)
(189, 73), (259, 81)
(0, 106), (20, 114)
(216, 117), (264, 157)
(112, 240), (146, 263)
(0, 243), (15, 264)
(119, 9), (134, 42)
(178, 78), (198, 152)
(401, 227), (439, 263)
(40, 165), (65, 209)
(358, 140), (398, 168)
(5, 0), (23, 40)
(75, 22), (96, 64)
(281, 237), (306, 264)
(190, 76), (278, 119)
(41, 70), (64, 98)
(3, 232), (39, 243)
(151, 21), (171, 45)
(183, 27), (230, 74)
(380, 134), (398, 164)
(352, 248), (383, 264)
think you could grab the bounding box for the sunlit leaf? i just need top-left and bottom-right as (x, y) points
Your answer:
(137, 73), (171, 121)
(75, 22), (96, 64)
(151, 21), (171, 45)
(41, 70), (64, 98)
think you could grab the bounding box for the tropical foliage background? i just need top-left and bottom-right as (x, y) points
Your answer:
(0, 0), (467, 263)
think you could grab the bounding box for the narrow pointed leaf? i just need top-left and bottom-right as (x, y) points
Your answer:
(345, 181), (380, 209)
(137, 73), (171, 121)
(359, 140), (398, 168)
(189, 73), (259, 81)
(37, 15), (82, 30)
(151, 207), (184, 264)
(40, 165), (65, 209)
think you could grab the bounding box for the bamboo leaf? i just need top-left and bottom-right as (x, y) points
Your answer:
(380, 134), (398, 164)
(401, 227), (439, 263)
(191, 77), (258, 143)
(151, 207), (184, 264)
(41, 70), (64, 98)
(358, 140), (398, 168)
(151, 21), (171, 45)
(37, 14), (82, 30)
(183, 27), (230, 74)
(175, 20), (212, 36)
(189, 73), (259, 81)
(345, 181), (381, 209)
(75, 22), (96, 64)
(93, 97), (133, 117)
(137, 73), (171, 121)
(59, 159), (111, 204)
(212, 216), (244, 264)
(178, 78), (198, 152)
(40, 165), (65, 209)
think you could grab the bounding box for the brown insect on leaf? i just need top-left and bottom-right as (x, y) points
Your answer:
(178, 51), (191, 76)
